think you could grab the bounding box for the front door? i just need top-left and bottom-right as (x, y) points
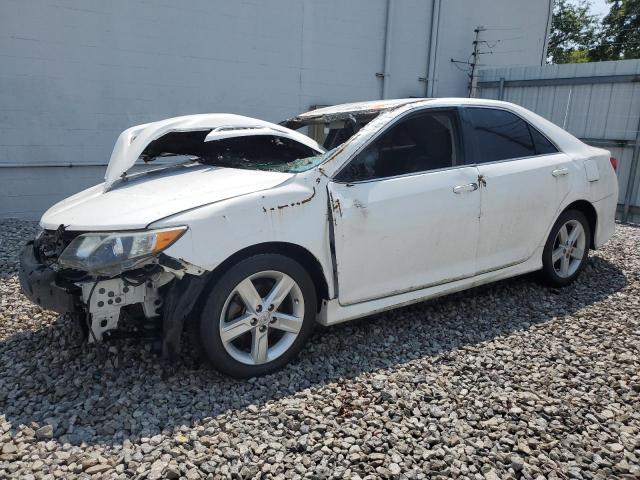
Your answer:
(328, 109), (481, 306)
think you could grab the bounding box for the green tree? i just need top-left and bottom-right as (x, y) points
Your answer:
(592, 0), (640, 60)
(548, 0), (598, 63)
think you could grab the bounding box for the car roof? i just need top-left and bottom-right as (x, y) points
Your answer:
(295, 98), (429, 119)
(312, 97), (592, 177)
(285, 97), (537, 126)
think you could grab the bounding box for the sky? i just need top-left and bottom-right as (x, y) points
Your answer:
(589, 0), (610, 17)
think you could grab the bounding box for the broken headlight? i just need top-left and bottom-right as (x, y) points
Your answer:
(58, 227), (187, 274)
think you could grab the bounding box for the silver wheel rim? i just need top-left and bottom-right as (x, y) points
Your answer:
(219, 270), (305, 365)
(552, 219), (586, 278)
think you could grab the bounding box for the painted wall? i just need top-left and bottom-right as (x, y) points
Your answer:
(431, 0), (553, 97)
(0, 0), (551, 219)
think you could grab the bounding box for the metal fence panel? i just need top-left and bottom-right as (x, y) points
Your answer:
(478, 59), (640, 222)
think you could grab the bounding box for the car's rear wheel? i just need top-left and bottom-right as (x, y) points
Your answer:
(199, 254), (316, 378)
(541, 209), (590, 287)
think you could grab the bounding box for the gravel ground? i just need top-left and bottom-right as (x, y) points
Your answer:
(0, 218), (639, 480)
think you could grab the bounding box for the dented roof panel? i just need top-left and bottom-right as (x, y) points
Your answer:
(292, 98), (429, 121)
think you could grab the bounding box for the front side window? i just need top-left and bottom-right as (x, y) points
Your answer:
(336, 111), (458, 182)
(466, 108), (558, 163)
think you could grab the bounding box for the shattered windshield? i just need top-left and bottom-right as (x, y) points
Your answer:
(139, 131), (326, 173)
(266, 148), (336, 172)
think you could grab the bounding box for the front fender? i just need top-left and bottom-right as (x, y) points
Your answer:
(149, 173), (335, 298)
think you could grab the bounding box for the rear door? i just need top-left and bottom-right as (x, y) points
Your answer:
(461, 107), (574, 273)
(328, 109), (481, 305)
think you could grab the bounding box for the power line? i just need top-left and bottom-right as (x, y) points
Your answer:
(480, 36), (524, 43)
(451, 59), (471, 72)
(479, 26), (521, 31)
(478, 40), (500, 49)
(477, 50), (526, 55)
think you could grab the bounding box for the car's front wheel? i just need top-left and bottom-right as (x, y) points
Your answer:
(198, 253), (316, 378)
(541, 209), (591, 287)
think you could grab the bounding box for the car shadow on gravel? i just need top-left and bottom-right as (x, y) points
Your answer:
(0, 254), (627, 446)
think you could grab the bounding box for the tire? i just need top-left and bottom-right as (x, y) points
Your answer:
(199, 253), (316, 378)
(540, 209), (591, 287)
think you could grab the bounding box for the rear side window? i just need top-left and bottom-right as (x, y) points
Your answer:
(336, 111), (458, 182)
(530, 127), (558, 155)
(466, 108), (536, 163)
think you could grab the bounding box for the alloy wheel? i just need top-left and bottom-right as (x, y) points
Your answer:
(218, 270), (305, 365)
(552, 219), (586, 278)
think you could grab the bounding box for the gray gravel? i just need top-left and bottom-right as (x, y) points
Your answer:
(0, 218), (639, 479)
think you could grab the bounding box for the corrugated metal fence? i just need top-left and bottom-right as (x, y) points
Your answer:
(477, 59), (640, 223)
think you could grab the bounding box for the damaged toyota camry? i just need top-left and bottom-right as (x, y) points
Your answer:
(19, 98), (618, 378)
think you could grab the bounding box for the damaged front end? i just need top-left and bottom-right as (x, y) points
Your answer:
(18, 225), (207, 359)
(20, 112), (330, 362)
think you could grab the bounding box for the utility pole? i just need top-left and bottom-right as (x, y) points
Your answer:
(468, 26), (485, 98)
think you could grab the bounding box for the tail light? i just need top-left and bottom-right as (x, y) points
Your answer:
(610, 157), (618, 172)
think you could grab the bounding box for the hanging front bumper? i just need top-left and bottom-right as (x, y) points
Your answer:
(18, 241), (81, 314)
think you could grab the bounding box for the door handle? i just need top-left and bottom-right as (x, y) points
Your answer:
(552, 168), (569, 177)
(453, 182), (478, 194)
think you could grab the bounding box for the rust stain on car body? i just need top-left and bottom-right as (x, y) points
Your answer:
(263, 186), (316, 212)
(332, 197), (343, 217)
(300, 186), (317, 204)
(478, 174), (487, 188)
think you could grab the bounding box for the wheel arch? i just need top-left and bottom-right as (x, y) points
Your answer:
(562, 199), (597, 249)
(201, 241), (330, 312)
(162, 241), (329, 360)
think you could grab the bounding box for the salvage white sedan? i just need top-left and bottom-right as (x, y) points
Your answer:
(19, 98), (618, 377)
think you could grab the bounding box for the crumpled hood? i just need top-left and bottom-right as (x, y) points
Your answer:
(104, 113), (322, 190)
(41, 165), (293, 231)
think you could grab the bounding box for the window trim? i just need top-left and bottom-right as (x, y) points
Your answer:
(460, 105), (562, 167)
(332, 107), (465, 184)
